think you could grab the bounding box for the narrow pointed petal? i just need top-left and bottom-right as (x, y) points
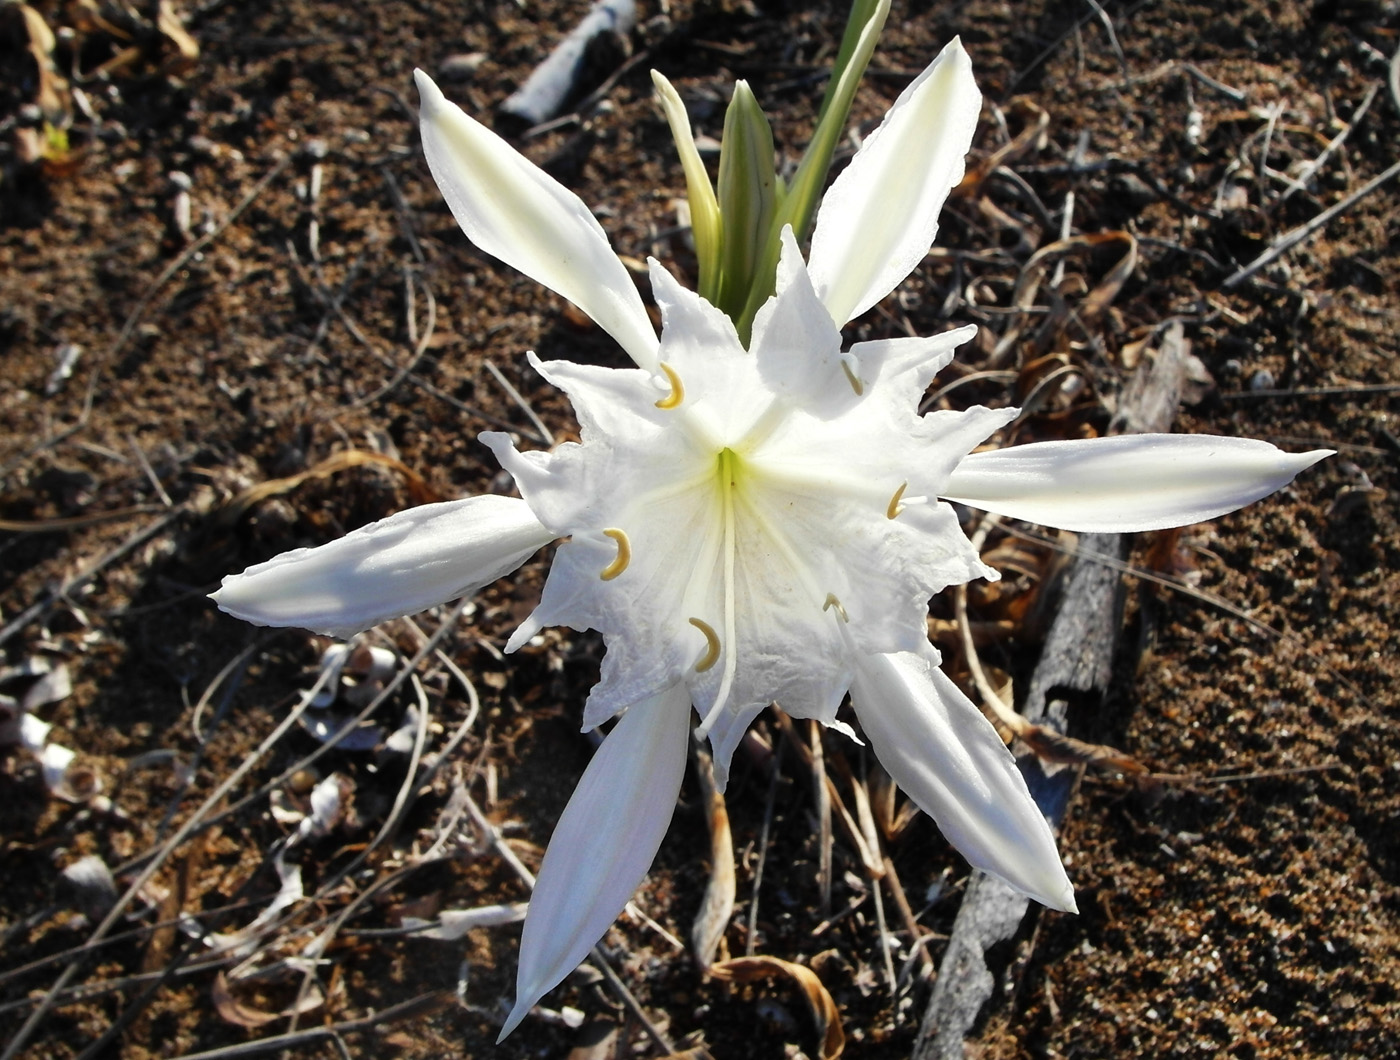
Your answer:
(500, 682), (692, 1040)
(750, 226), (852, 418)
(414, 70), (659, 371)
(211, 495), (553, 639)
(942, 435), (1333, 532)
(850, 648), (1076, 912)
(846, 323), (977, 400)
(807, 38), (981, 326)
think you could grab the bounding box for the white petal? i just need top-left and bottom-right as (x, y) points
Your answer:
(646, 259), (772, 443)
(500, 682), (692, 1040)
(807, 38), (981, 326)
(750, 227), (852, 418)
(212, 495), (553, 639)
(415, 70), (659, 371)
(850, 648), (1076, 912)
(846, 324), (977, 402)
(942, 435), (1332, 532)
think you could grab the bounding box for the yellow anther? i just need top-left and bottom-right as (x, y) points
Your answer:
(823, 593), (849, 622)
(599, 528), (631, 580)
(654, 362), (685, 409)
(840, 359), (864, 396)
(887, 482), (908, 520)
(689, 617), (721, 672)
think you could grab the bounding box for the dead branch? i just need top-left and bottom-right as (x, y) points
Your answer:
(1223, 156), (1400, 288)
(0, 506), (186, 647)
(1, 665), (337, 1060)
(167, 992), (450, 1060)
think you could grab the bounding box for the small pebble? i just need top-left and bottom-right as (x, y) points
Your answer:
(45, 343), (82, 396)
(438, 52), (486, 81)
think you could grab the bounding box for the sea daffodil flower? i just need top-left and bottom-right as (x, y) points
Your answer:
(212, 40), (1329, 1038)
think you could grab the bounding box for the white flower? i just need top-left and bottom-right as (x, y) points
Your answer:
(212, 41), (1329, 1038)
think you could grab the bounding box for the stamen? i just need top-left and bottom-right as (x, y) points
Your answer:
(689, 617), (720, 672)
(823, 593), (849, 622)
(599, 528), (631, 580)
(654, 361), (685, 409)
(887, 482), (908, 519)
(840, 355), (864, 396)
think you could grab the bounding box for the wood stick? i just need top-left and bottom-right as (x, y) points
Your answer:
(1223, 156), (1400, 288)
(912, 323), (1188, 1060)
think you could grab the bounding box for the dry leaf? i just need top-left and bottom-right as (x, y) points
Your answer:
(709, 955), (844, 1060)
(155, 0), (199, 74)
(211, 973), (324, 1029)
(991, 231), (1139, 366)
(690, 745), (735, 972)
(4, 3), (70, 123)
(22, 663), (71, 712)
(401, 902), (527, 940)
(216, 448), (442, 526)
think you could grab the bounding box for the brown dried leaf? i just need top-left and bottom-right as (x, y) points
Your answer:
(5, 4), (70, 122)
(216, 448), (442, 525)
(709, 956), (844, 1060)
(144, 838), (205, 972)
(827, 751), (884, 880)
(959, 100), (1050, 194)
(211, 973), (324, 1029)
(690, 745), (735, 972)
(1016, 722), (1147, 775)
(991, 232), (1139, 366)
(155, 0), (199, 74)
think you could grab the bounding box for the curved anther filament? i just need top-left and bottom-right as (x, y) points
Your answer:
(689, 617), (721, 672)
(840, 357), (864, 396)
(823, 593), (849, 623)
(599, 528), (631, 580)
(887, 482), (908, 520)
(654, 362), (685, 409)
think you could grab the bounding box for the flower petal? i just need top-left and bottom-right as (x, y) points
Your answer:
(500, 681), (692, 1040)
(850, 647), (1076, 912)
(211, 495), (553, 639)
(750, 227), (853, 419)
(942, 435), (1333, 532)
(846, 323), (977, 403)
(807, 37), (981, 326)
(414, 70), (659, 371)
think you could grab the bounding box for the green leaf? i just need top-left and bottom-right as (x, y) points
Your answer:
(733, 0), (891, 338)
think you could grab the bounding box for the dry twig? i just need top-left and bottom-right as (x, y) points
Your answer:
(1223, 156), (1400, 288)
